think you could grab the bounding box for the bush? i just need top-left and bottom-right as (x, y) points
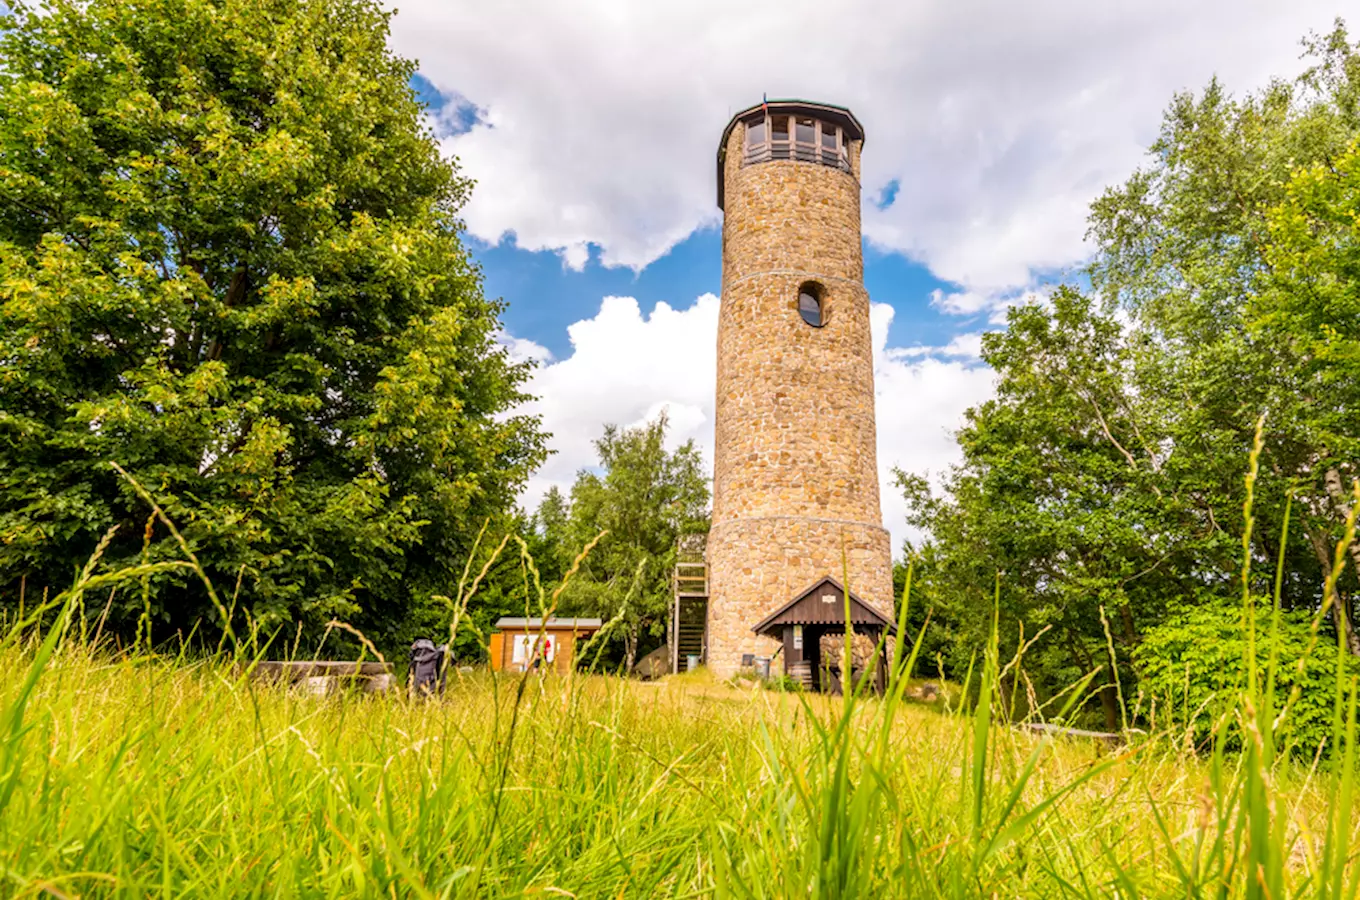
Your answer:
(1135, 601), (1360, 755)
(726, 671), (803, 692)
(765, 674), (804, 693)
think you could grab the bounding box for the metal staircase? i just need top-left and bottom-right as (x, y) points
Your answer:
(671, 534), (709, 674)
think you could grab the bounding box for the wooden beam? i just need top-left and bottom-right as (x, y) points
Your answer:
(251, 660), (392, 679)
(1018, 723), (1131, 745)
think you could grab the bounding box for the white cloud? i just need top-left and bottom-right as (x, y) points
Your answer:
(497, 331), (554, 366)
(930, 289), (996, 317)
(516, 294), (721, 509)
(897, 332), (986, 360)
(390, 0), (1339, 289)
(871, 305), (995, 552)
(929, 284), (1056, 325)
(518, 296), (994, 555)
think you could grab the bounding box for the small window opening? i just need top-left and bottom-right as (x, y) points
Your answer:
(769, 115), (791, 160)
(745, 117), (766, 148)
(794, 118), (817, 162)
(798, 284), (824, 327)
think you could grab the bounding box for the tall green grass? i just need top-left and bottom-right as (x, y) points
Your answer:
(2, 450), (1360, 897)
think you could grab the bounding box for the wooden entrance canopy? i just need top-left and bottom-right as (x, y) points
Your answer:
(752, 576), (894, 693)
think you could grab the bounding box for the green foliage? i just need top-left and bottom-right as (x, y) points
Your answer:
(1136, 601), (1360, 754)
(525, 486), (574, 587)
(1255, 138), (1360, 462)
(542, 413), (709, 668)
(900, 22), (1360, 726)
(891, 558), (947, 677)
(0, 0), (546, 648)
(764, 673), (803, 693)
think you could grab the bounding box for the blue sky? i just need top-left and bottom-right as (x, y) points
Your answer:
(392, 3), (1341, 550)
(475, 229), (983, 361)
(411, 73), (989, 361)
(416, 62), (1051, 552)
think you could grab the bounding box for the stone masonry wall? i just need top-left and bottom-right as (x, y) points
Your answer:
(706, 517), (893, 676)
(711, 270), (880, 523)
(720, 149), (864, 284)
(707, 113), (893, 679)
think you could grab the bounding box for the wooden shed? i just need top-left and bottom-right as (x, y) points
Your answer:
(489, 617), (603, 674)
(751, 576), (895, 693)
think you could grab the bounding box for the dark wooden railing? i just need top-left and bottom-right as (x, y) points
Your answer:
(742, 143), (850, 172)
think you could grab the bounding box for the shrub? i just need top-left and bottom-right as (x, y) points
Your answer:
(765, 674), (804, 693)
(1135, 601), (1360, 755)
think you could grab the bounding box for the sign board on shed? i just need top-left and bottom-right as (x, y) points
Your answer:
(511, 634), (556, 665)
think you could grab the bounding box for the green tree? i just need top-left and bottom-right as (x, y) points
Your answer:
(0, 0), (546, 649)
(1085, 22), (1360, 651)
(899, 289), (1216, 727)
(1135, 602), (1360, 755)
(550, 414), (709, 670)
(526, 486), (573, 588)
(1253, 137), (1360, 609)
(899, 22), (1360, 726)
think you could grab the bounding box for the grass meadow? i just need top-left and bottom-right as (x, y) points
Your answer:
(0, 630), (1356, 898)
(4, 449), (1360, 898)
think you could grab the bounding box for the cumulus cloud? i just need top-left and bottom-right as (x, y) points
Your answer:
(870, 305), (995, 551)
(517, 296), (994, 554)
(515, 294), (721, 509)
(498, 332), (554, 366)
(389, 2), (1335, 551)
(930, 284), (1056, 325)
(929, 289), (996, 317)
(897, 332), (986, 360)
(390, 0), (1338, 291)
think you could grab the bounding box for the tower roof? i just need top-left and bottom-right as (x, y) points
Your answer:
(716, 99), (866, 210)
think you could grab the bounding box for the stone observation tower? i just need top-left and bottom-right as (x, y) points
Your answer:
(681, 99), (894, 682)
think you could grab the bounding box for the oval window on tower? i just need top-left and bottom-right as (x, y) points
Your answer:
(798, 284), (824, 327)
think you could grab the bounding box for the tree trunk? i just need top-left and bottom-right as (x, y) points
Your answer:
(1099, 684), (1120, 734)
(1119, 603), (1138, 645)
(1066, 631), (1119, 730)
(1324, 467), (1360, 578)
(624, 624), (638, 672)
(1305, 521), (1360, 655)
(1316, 467), (1360, 654)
